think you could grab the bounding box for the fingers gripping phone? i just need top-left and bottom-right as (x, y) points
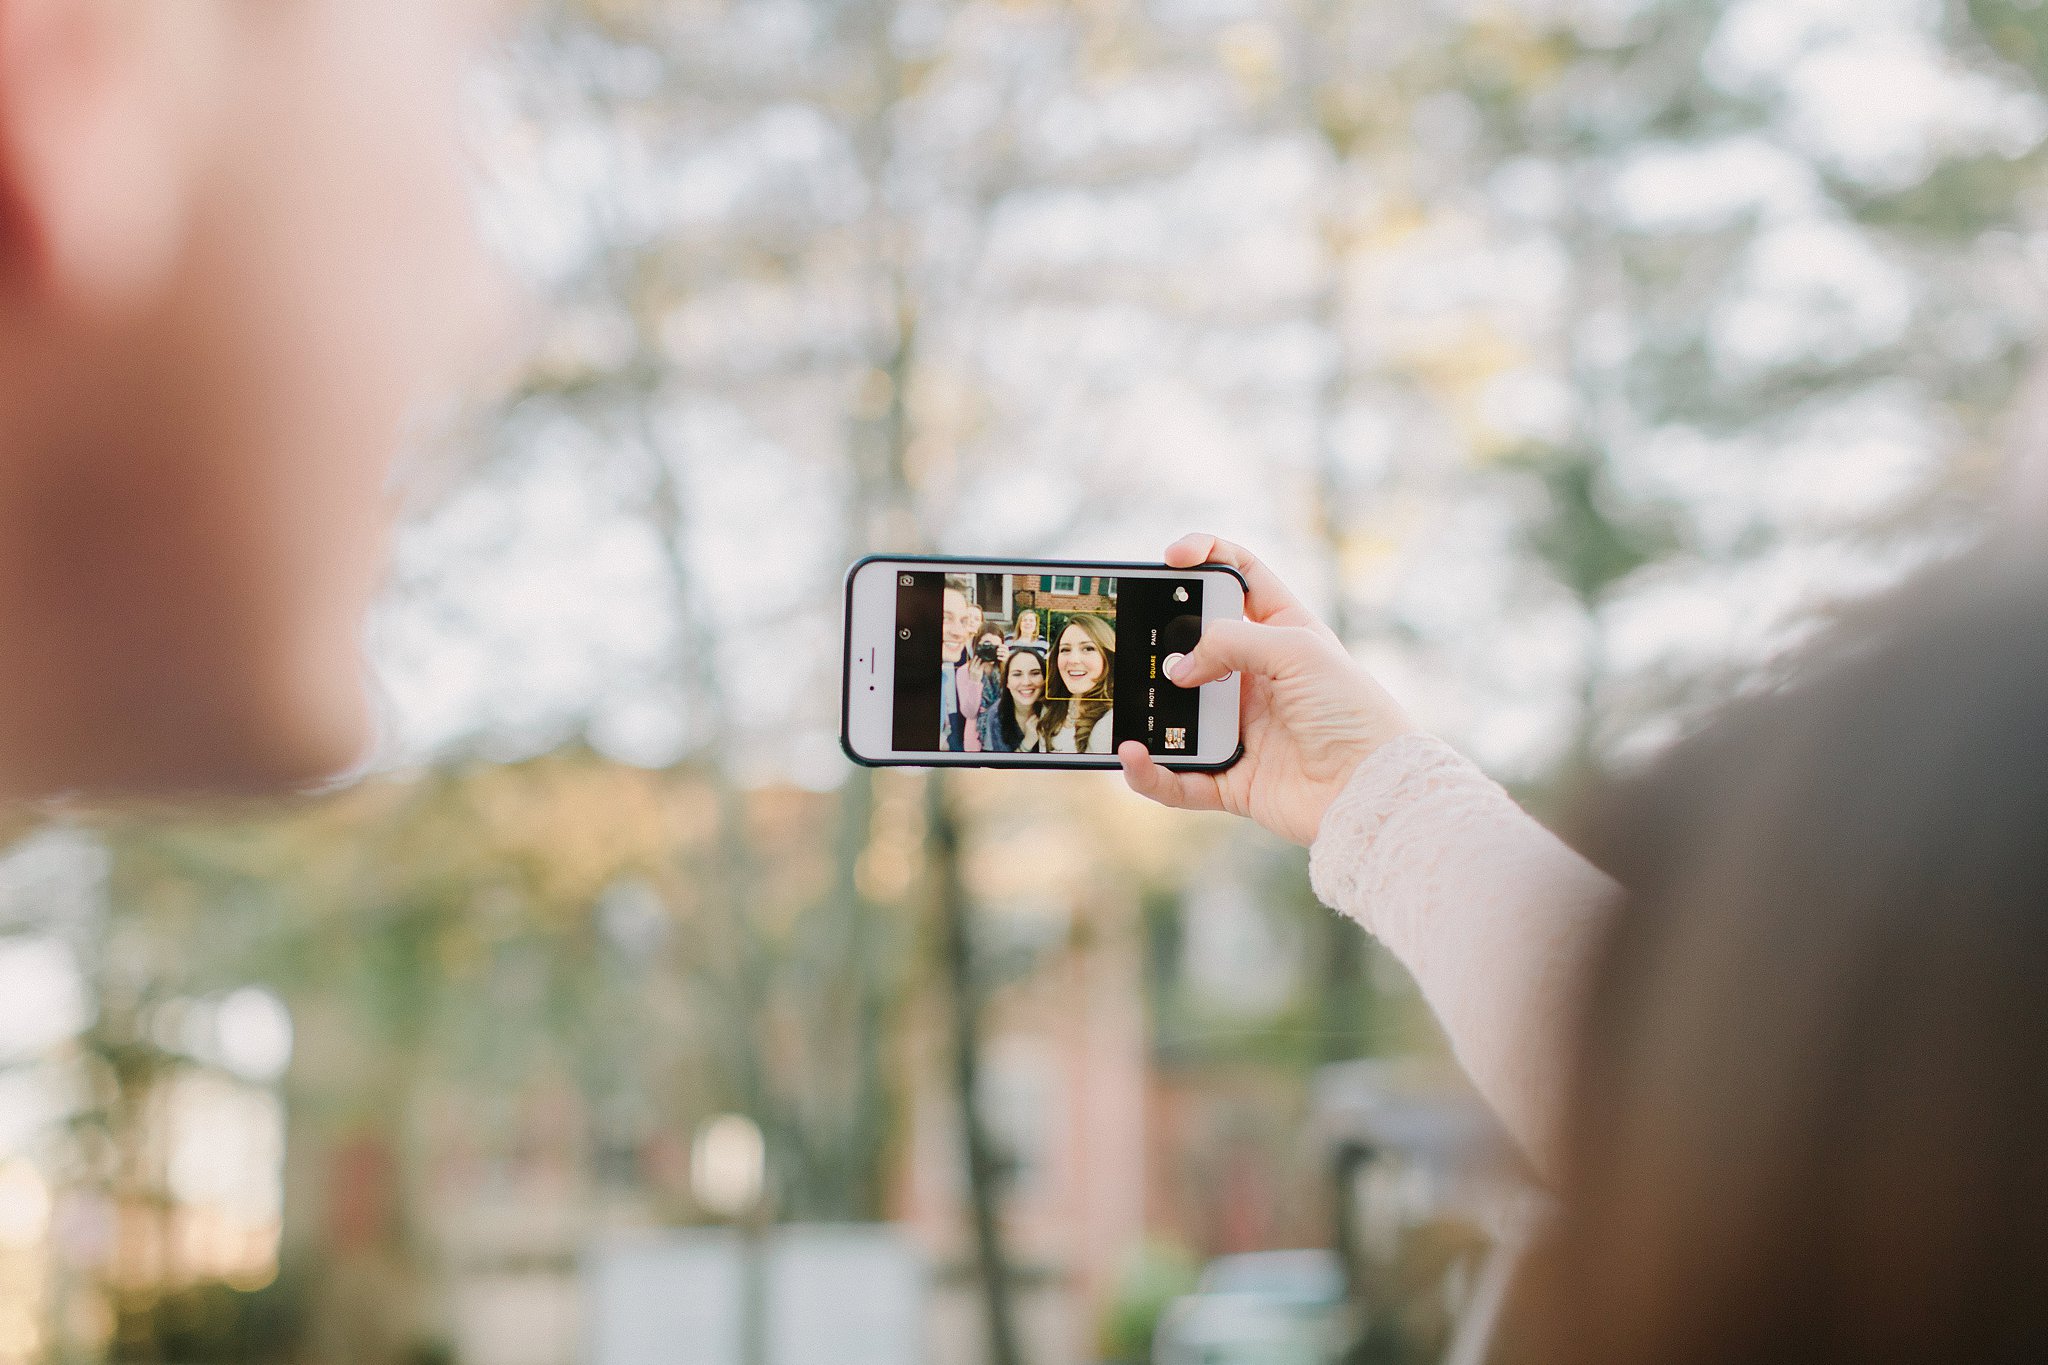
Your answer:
(841, 556), (1246, 770)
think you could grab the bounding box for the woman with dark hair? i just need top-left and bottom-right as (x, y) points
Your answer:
(1507, 561), (2048, 1365)
(1044, 614), (1116, 754)
(980, 644), (1049, 753)
(1120, 532), (2048, 1365)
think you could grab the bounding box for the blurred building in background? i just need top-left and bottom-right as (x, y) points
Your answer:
(5, 0), (2048, 1359)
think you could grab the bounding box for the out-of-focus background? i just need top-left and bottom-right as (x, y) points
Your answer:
(3, 0), (2046, 1360)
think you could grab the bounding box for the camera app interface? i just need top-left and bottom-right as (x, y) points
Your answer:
(892, 571), (1205, 756)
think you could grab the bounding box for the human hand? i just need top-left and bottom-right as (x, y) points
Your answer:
(1119, 535), (1417, 846)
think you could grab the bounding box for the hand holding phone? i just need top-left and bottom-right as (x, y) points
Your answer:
(840, 556), (1247, 770)
(1116, 535), (1419, 846)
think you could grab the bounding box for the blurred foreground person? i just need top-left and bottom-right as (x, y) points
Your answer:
(0, 0), (490, 796)
(1122, 534), (2048, 1365)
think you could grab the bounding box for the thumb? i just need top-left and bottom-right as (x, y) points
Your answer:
(1118, 742), (1223, 812)
(1163, 619), (1317, 689)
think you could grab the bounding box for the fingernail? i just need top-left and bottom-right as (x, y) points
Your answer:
(1163, 653), (1188, 683)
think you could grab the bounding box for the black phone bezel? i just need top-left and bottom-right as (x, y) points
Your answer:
(839, 554), (1248, 773)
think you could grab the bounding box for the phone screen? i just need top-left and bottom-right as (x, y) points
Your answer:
(890, 570), (1206, 757)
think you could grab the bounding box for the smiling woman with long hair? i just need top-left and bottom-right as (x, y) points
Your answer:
(981, 644), (1049, 753)
(1043, 614), (1115, 754)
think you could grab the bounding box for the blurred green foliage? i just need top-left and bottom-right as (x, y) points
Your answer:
(1098, 1242), (1201, 1364)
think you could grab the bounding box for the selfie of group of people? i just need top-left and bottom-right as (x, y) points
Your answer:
(939, 575), (1117, 754)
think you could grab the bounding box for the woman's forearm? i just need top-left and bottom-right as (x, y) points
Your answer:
(1309, 734), (1622, 1177)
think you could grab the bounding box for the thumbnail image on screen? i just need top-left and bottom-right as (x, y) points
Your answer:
(891, 571), (1203, 758)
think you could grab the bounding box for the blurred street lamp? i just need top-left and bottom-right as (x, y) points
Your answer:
(691, 1116), (769, 1365)
(690, 1114), (765, 1220)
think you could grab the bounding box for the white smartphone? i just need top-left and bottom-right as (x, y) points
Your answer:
(841, 556), (1246, 770)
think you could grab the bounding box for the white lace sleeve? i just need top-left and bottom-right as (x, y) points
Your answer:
(1309, 734), (1622, 1176)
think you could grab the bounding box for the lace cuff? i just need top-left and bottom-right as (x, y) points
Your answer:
(1309, 733), (1504, 936)
(1306, 731), (1621, 1174)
